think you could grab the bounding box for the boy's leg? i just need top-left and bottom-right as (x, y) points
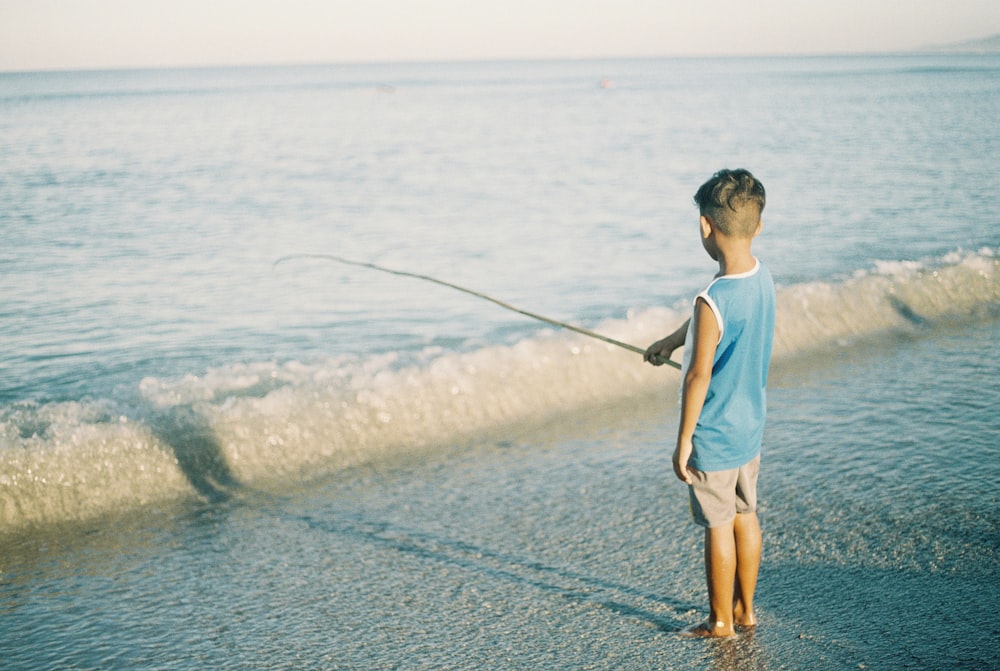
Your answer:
(703, 522), (737, 637)
(687, 466), (740, 636)
(733, 511), (761, 627)
(687, 457), (761, 636)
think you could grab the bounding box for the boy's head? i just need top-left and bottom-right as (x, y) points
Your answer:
(694, 169), (765, 238)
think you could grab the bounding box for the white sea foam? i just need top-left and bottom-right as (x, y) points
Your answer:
(1, 249), (997, 534)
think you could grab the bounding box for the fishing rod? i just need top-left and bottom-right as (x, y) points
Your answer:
(272, 253), (681, 370)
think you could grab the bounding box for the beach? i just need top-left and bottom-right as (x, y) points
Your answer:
(3, 316), (997, 669)
(2, 55), (998, 669)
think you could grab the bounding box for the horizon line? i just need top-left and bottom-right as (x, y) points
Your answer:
(3, 45), (998, 76)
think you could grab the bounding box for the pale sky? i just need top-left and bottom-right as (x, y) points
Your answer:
(1, 0), (998, 72)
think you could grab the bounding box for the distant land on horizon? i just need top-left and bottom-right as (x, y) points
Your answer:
(922, 33), (1000, 53)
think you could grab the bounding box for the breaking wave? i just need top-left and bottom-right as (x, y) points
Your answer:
(1, 249), (996, 534)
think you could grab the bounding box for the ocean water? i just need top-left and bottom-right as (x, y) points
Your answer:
(1, 55), (998, 669)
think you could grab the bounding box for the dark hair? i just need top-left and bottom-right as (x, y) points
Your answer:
(693, 169), (765, 237)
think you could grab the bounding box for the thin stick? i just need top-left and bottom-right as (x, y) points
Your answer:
(273, 253), (681, 370)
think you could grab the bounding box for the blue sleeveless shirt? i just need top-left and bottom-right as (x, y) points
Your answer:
(681, 259), (776, 471)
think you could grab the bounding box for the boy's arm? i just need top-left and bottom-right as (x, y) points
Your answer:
(644, 318), (690, 366)
(674, 299), (719, 484)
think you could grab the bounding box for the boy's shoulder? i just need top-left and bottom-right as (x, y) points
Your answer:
(699, 261), (774, 322)
(704, 259), (770, 291)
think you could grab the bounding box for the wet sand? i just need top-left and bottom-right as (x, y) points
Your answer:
(2, 320), (998, 670)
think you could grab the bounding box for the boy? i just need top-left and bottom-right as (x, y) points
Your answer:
(644, 169), (774, 638)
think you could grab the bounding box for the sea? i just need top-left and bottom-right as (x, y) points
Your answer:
(1, 54), (998, 670)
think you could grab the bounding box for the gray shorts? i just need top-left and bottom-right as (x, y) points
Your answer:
(688, 455), (760, 528)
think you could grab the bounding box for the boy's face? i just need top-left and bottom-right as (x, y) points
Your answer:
(699, 215), (719, 261)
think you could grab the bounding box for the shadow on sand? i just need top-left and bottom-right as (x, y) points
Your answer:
(300, 511), (692, 634)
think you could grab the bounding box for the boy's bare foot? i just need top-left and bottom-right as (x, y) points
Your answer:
(678, 620), (736, 638)
(733, 602), (757, 628)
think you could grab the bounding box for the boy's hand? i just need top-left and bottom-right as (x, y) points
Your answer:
(644, 319), (690, 366)
(644, 337), (677, 366)
(672, 439), (694, 484)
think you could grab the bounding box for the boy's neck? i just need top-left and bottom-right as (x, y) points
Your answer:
(715, 245), (757, 277)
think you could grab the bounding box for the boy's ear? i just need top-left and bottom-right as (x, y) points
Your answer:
(700, 215), (714, 239)
(752, 218), (763, 238)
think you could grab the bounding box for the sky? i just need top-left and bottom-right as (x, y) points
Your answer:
(1, 0), (998, 72)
